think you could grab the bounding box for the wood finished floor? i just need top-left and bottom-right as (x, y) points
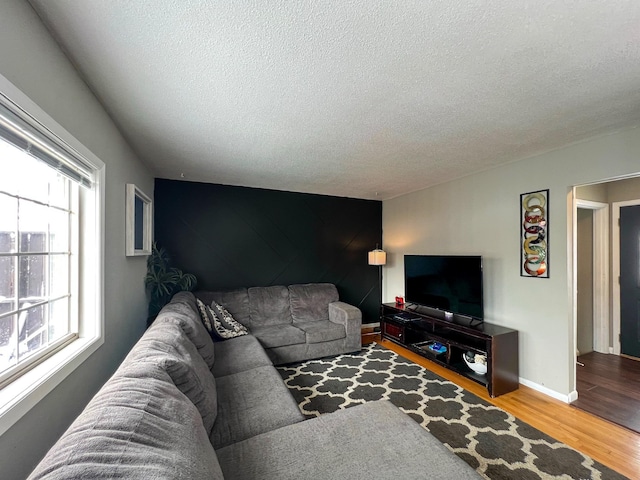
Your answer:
(367, 336), (640, 479)
(574, 351), (640, 435)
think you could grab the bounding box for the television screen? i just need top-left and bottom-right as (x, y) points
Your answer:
(404, 255), (483, 320)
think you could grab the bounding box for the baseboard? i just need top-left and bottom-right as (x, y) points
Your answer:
(519, 377), (576, 404)
(361, 322), (380, 328)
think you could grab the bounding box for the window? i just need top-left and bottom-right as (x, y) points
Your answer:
(0, 75), (104, 436)
(0, 144), (78, 386)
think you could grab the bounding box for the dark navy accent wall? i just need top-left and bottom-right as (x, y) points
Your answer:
(154, 179), (383, 324)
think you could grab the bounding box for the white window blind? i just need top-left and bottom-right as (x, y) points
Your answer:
(0, 94), (93, 189)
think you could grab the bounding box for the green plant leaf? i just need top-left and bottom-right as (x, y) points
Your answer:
(144, 242), (198, 323)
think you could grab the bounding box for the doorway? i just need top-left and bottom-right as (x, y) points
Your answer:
(574, 199), (609, 355)
(612, 199), (640, 357)
(619, 205), (640, 357)
(576, 208), (594, 356)
(572, 182), (640, 433)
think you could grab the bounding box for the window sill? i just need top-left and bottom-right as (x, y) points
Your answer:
(0, 334), (103, 436)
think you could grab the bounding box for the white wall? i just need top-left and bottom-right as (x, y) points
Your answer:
(383, 127), (640, 398)
(0, 2), (153, 479)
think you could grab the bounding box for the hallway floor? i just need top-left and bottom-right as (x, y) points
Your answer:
(573, 351), (640, 434)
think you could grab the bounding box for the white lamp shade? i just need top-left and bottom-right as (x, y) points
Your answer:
(368, 249), (386, 266)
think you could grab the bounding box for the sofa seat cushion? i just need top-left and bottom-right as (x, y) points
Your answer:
(212, 334), (273, 378)
(248, 285), (292, 326)
(251, 324), (305, 348)
(211, 365), (304, 449)
(28, 368), (224, 480)
(289, 283), (339, 323)
(216, 400), (480, 480)
(295, 321), (346, 343)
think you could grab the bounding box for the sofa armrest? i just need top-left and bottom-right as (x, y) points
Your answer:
(328, 302), (362, 351)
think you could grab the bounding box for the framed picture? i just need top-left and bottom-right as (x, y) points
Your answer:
(126, 183), (152, 256)
(520, 189), (548, 278)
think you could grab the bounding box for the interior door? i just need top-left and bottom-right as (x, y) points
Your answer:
(620, 204), (640, 358)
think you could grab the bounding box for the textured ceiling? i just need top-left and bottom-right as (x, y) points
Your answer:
(28, 1), (640, 200)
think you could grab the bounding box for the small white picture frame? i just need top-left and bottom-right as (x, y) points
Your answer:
(126, 183), (152, 256)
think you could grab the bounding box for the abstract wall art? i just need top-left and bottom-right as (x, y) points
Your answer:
(521, 189), (549, 278)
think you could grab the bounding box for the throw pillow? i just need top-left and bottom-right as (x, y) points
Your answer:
(197, 302), (247, 341)
(208, 303), (248, 340)
(209, 307), (236, 340)
(195, 298), (214, 333)
(211, 301), (248, 335)
(197, 298), (248, 341)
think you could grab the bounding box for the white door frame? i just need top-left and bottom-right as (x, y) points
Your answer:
(612, 199), (640, 355)
(575, 199), (610, 354)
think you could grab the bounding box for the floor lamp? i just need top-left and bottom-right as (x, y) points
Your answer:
(368, 245), (386, 306)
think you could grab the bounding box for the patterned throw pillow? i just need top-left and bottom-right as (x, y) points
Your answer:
(195, 298), (214, 333)
(196, 298), (248, 341)
(211, 301), (248, 336)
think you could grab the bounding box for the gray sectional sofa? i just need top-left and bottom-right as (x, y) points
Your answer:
(196, 283), (362, 364)
(28, 290), (480, 480)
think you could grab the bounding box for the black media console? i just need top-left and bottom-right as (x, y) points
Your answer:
(380, 303), (519, 397)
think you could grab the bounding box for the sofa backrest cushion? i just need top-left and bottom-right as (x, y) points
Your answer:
(154, 292), (216, 369)
(171, 290), (200, 315)
(128, 322), (218, 435)
(197, 288), (251, 327)
(289, 283), (339, 323)
(248, 285), (292, 326)
(28, 366), (224, 480)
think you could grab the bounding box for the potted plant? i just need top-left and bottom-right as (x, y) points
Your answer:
(144, 242), (197, 325)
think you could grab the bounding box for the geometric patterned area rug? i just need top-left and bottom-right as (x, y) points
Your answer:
(277, 343), (627, 480)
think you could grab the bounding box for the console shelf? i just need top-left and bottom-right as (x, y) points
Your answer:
(380, 303), (519, 397)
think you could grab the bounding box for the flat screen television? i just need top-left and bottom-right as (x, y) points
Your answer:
(404, 255), (483, 320)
